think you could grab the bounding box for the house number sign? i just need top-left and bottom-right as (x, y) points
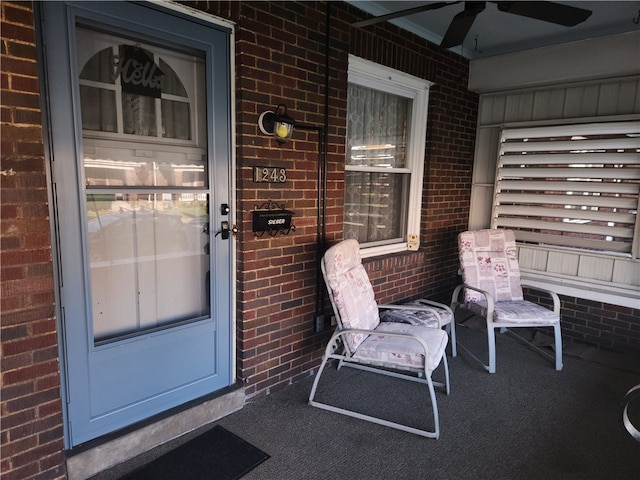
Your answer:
(253, 166), (287, 183)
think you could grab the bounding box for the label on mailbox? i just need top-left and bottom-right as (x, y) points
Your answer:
(252, 209), (294, 232)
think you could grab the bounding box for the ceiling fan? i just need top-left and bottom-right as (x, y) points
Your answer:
(352, 1), (593, 49)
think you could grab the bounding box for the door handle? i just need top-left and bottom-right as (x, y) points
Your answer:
(215, 221), (238, 239)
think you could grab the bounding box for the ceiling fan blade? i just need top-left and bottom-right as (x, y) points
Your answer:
(496, 1), (592, 27)
(352, 1), (458, 28)
(440, 1), (485, 48)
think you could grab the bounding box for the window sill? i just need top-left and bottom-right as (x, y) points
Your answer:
(360, 242), (413, 259)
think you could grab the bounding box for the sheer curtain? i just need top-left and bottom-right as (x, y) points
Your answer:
(345, 83), (409, 244)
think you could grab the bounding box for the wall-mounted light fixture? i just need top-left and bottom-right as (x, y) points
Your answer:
(258, 104), (295, 143)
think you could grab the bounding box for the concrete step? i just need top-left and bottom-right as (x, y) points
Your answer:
(66, 387), (245, 480)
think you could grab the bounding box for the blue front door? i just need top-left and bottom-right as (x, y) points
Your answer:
(39, 2), (233, 447)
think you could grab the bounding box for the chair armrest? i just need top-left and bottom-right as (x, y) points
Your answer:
(520, 282), (561, 314)
(450, 284), (495, 323)
(414, 299), (454, 324)
(378, 303), (446, 328)
(414, 298), (452, 313)
(328, 327), (434, 367)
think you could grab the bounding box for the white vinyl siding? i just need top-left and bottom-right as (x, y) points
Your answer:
(469, 73), (640, 308)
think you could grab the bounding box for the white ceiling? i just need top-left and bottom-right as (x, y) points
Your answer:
(347, 1), (640, 59)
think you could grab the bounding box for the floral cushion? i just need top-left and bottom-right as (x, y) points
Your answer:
(458, 229), (524, 303)
(352, 322), (448, 372)
(468, 300), (559, 324)
(380, 302), (452, 329)
(322, 239), (380, 353)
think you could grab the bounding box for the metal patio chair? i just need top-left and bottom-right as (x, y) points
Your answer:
(309, 239), (450, 439)
(451, 228), (563, 373)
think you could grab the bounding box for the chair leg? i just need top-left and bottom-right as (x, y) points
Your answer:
(441, 353), (450, 395)
(308, 352), (332, 406)
(447, 322), (457, 358)
(310, 352), (445, 439)
(426, 375), (440, 440)
(554, 323), (563, 371)
(487, 326), (497, 374)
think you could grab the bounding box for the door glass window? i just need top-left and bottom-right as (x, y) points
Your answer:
(77, 26), (210, 343)
(79, 38), (192, 140)
(88, 194), (209, 342)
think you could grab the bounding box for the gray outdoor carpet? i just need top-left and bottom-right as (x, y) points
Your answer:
(218, 325), (640, 480)
(97, 323), (640, 479)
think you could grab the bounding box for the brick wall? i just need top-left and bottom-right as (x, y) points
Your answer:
(229, 0), (477, 399)
(561, 299), (640, 353)
(526, 290), (640, 353)
(1, 2), (67, 479)
(230, 1), (348, 396)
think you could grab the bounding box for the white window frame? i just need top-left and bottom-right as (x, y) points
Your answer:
(346, 55), (432, 258)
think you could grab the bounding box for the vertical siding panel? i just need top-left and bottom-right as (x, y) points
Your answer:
(618, 78), (640, 114)
(563, 86), (597, 118)
(612, 259), (640, 286)
(479, 95), (507, 125)
(577, 256), (615, 282)
(634, 79), (640, 113)
(478, 96), (494, 125)
(469, 127), (500, 229)
(491, 95), (507, 124)
(563, 85), (587, 118)
(532, 88), (566, 120)
(518, 247), (549, 271)
(597, 82), (621, 116)
(472, 127), (500, 184)
(580, 84), (601, 117)
(547, 251), (580, 276)
(504, 92), (534, 122)
(468, 186), (495, 230)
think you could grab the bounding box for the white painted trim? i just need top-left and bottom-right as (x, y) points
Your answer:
(360, 242), (408, 259)
(469, 31), (640, 93)
(348, 55), (432, 255)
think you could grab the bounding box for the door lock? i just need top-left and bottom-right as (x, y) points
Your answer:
(215, 221), (238, 239)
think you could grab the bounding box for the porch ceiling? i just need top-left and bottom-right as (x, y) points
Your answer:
(347, 1), (640, 59)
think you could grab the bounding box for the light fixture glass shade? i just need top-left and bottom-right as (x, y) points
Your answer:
(258, 103), (295, 144)
(272, 104), (295, 143)
(273, 119), (294, 142)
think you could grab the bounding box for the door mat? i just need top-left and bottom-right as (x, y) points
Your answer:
(122, 426), (269, 480)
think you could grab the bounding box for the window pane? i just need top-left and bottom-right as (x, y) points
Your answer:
(162, 99), (191, 139)
(79, 46), (116, 84)
(80, 86), (117, 132)
(344, 171), (408, 244)
(122, 93), (157, 136)
(347, 84), (409, 168)
(83, 145), (206, 187)
(159, 58), (188, 97)
(88, 193), (210, 342)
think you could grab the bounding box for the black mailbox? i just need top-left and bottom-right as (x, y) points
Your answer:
(252, 209), (295, 235)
